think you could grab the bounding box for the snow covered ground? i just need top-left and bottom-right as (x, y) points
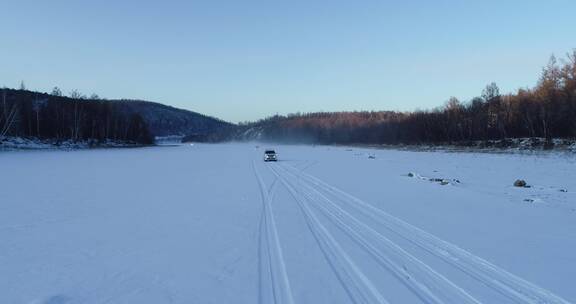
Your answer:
(1, 143), (575, 304)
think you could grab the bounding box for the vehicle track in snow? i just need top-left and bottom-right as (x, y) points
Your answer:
(252, 161), (295, 304)
(256, 195), (268, 304)
(280, 163), (571, 304)
(271, 164), (481, 304)
(257, 173), (281, 304)
(268, 164), (391, 304)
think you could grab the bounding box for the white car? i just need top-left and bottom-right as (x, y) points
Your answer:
(264, 150), (277, 162)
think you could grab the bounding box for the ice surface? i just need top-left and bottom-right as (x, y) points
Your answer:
(1, 144), (574, 303)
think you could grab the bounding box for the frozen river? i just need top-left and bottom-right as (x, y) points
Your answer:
(1, 143), (575, 303)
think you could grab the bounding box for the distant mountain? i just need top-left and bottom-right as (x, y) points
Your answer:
(115, 100), (233, 137)
(216, 112), (401, 144)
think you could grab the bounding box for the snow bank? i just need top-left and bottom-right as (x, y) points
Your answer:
(0, 136), (149, 151)
(374, 137), (576, 154)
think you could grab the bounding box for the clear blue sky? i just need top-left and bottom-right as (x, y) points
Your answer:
(1, 0), (575, 123)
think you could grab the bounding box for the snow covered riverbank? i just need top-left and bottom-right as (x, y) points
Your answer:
(0, 136), (151, 151)
(358, 137), (576, 155)
(1, 143), (574, 303)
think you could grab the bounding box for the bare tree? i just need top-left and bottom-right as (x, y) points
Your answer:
(51, 86), (62, 96)
(482, 82), (500, 101)
(69, 90), (85, 141)
(69, 89), (85, 99)
(32, 99), (47, 137)
(1, 90), (19, 137)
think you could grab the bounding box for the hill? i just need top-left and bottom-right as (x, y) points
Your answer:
(114, 100), (232, 137)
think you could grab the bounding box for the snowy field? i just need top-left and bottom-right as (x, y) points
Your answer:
(1, 143), (575, 304)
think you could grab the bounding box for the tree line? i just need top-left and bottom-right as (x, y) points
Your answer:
(234, 50), (576, 145)
(1, 87), (153, 145)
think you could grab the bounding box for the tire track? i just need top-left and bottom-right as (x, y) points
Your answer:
(281, 163), (571, 304)
(268, 165), (390, 304)
(252, 161), (295, 304)
(258, 173), (281, 304)
(256, 197), (267, 304)
(274, 164), (481, 304)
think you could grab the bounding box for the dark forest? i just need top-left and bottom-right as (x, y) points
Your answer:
(0, 88), (153, 145)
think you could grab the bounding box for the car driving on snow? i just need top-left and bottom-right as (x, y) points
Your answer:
(264, 150), (277, 162)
